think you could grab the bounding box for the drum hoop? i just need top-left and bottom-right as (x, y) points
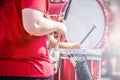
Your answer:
(94, 0), (108, 48)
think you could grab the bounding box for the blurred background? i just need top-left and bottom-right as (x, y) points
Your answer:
(101, 0), (120, 80)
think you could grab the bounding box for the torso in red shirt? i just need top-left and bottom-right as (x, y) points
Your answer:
(0, 0), (53, 78)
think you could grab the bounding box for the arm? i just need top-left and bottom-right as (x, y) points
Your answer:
(49, 34), (81, 49)
(22, 8), (67, 41)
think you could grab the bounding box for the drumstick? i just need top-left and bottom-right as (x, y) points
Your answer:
(80, 24), (97, 44)
(68, 54), (76, 67)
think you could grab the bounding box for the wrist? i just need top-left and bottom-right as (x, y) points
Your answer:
(53, 21), (61, 31)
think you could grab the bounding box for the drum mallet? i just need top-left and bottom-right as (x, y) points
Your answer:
(80, 24), (97, 44)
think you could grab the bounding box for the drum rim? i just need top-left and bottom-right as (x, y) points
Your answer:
(94, 0), (108, 48)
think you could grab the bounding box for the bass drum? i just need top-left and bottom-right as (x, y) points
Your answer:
(65, 0), (108, 48)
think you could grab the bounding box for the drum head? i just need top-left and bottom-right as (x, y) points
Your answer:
(65, 0), (107, 48)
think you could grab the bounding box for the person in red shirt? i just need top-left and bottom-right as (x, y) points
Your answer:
(0, 0), (80, 80)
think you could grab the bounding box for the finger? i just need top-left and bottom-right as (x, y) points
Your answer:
(57, 34), (61, 43)
(65, 37), (69, 42)
(55, 34), (60, 50)
(62, 34), (67, 42)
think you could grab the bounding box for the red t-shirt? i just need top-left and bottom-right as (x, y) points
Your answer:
(0, 0), (53, 78)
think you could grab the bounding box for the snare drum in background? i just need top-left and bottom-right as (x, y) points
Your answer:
(65, 0), (108, 48)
